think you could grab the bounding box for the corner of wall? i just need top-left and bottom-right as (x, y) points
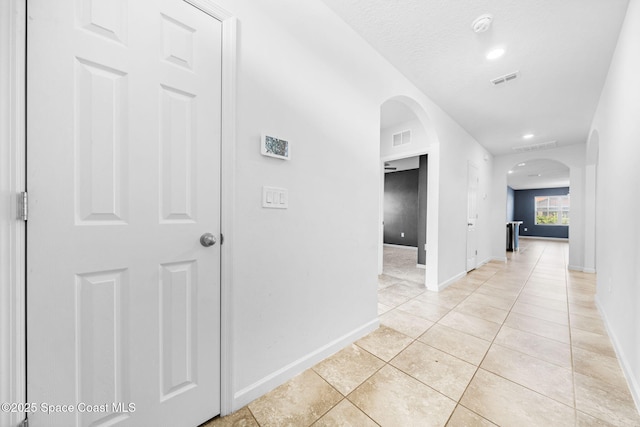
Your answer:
(230, 318), (379, 411)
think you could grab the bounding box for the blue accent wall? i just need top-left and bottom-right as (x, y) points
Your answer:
(513, 187), (569, 239)
(506, 186), (515, 222)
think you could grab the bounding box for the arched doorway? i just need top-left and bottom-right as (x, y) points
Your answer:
(506, 159), (571, 252)
(379, 96), (439, 290)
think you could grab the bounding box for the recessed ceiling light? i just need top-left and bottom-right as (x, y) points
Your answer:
(523, 134), (534, 139)
(518, 162), (526, 167)
(486, 48), (505, 60)
(508, 170), (514, 174)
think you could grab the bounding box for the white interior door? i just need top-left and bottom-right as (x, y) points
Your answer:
(27, 0), (222, 425)
(466, 163), (479, 272)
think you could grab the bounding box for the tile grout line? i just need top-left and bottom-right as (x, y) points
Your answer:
(449, 245), (555, 425)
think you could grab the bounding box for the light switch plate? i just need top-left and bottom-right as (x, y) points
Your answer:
(263, 186), (288, 209)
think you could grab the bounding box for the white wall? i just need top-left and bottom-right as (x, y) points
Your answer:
(589, 0), (640, 409)
(436, 119), (493, 285)
(491, 144), (587, 270)
(0, 0), (494, 416)
(213, 0), (491, 409)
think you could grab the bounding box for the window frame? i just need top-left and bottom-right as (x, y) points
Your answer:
(534, 194), (570, 226)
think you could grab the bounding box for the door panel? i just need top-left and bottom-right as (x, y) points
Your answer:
(466, 163), (479, 272)
(27, 0), (222, 425)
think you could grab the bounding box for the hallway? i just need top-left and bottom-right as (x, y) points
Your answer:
(210, 240), (638, 426)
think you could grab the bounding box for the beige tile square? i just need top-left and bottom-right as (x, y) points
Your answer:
(571, 328), (616, 357)
(355, 325), (413, 362)
(511, 300), (569, 325)
(453, 301), (509, 324)
(446, 405), (497, 426)
(576, 410), (619, 426)
(349, 365), (456, 427)
(570, 313), (607, 335)
(569, 302), (601, 319)
(466, 268), (497, 281)
(569, 292), (597, 306)
(503, 311), (570, 344)
(378, 274), (403, 288)
(516, 292), (568, 312)
(378, 284), (421, 307)
(494, 326), (571, 368)
(474, 283), (522, 299)
(380, 308), (434, 338)
(462, 292), (515, 311)
(521, 286), (567, 303)
(481, 344), (574, 406)
(248, 369), (342, 427)
(417, 324), (490, 365)
(574, 372), (640, 427)
(313, 344), (385, 396)
(377, 302), (393, 315)
(438, 311), (501, 341)
(202, 407), (258, 427)
(312, 399), (378, 427)
(414, 289), (468, 309)
(397, 298), (451, 322)
(460, 369), (575, 426)
(391, 341), (476, 400)
(572, 346), (628, 389)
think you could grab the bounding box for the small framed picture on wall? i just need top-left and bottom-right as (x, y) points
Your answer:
(261, 134), (291, 160)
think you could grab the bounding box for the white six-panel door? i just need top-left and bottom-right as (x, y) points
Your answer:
(27, 0), (222, 425)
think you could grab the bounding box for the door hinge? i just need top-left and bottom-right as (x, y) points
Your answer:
(18, 191), (28, 221)
(220, 233), (224, 245)
(19, 417), (29, 427)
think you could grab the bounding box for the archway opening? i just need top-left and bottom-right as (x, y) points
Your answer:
(506, 159), (571, 254)
(378, 97), (439, 290)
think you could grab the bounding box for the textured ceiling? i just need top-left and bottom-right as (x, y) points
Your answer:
(321, 0), (630, 155)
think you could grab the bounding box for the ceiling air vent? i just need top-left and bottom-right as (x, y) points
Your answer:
(491, 71), (519, 86)
(392, 130), (411, 147)
(512, 140), (558, 153)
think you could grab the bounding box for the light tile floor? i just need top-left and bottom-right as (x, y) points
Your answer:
(205, 240), (640, 426)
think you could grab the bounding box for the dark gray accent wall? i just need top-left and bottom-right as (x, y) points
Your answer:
(417, 155), (428, 265)
(384, 169), (419, 247)
(513, 187), (569, 238)
(507, 186), (515, 222)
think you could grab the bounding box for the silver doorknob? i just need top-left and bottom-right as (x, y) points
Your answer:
(200, 233), (216, 247)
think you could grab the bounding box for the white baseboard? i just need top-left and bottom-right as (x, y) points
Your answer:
(519, 236), (568, 241)
(383, 243), (417, 250)
(231, 318), (379, 411)
(595, 296), (640, 414)
(583, 267), (597, 274)
(416, 264), (426, 269)
(437, 271), (467, 292)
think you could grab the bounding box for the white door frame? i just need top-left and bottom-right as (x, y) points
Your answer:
(0, 1), (26, 426)
(466, 161), (479, 272)
(380, 148), (439, 291)
(0, 1), (237, 423)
